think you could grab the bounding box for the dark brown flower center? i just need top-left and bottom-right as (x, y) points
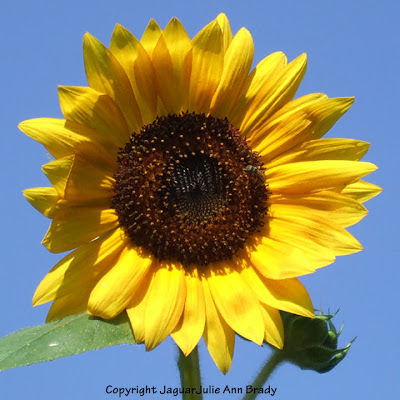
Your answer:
(112, 112), (268, 268)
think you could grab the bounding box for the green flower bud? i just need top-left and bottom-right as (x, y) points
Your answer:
(278, 310), (354, 373)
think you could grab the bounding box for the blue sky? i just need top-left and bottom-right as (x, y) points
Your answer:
(0, 0), (398, 398)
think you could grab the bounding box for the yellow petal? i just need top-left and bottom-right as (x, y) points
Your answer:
(110, 24), (157, 125)
(260, 221), (335, 270)
(171, 271), (206, 356)
(83, 33), (143, 133)
(140, 19), (162, 58)
(216, 13), (233, 52)
(42, 155), (115, 201)
(42, 207), (119, 253)
(264, 278), (314, 317)
(270, 191), (368, 227)
(23, 187), (59, 218)
(58, 86), (130, 147)
(258, 92), (326, 126)
(18, 118), (113, 161)
(42, 156), (74, 197)
(304, 97), (354, 138)
(269, 203), (363, 255)
(240, 53), (308, 138)
(126, 270), (154, 343)
(229, 52), (287, 127)
(240, 256), (309, 313)
(210, 28), (254, 118)
(202, 279), (234, 374)
(133, 44), (159, 124)
(207, 267), (264, 345)
(247, 237), (316, 279)
(144, 261), (187, 350)
(88, 247), (153, 319)
(242, 268), (314, 317)
(18, 118), (101, 158)
(188, 20), (224, 113)
(255, 112), (312, 161)
(156, 97), (169, 117)
(260, 304), (284, 349)
(152, 18), (192, 113)
(46, 291), (89, 322)
(64, 155), (115, 202)
(263, 96), (352, 136)
(33, 228), (127, 305)
(342, 180), (382, 203)
(267, 160), (378, 194)
(267, 138), (370, 168)
(254, 97), (355, 158)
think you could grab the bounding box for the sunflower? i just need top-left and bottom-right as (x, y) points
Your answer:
(20, 14), (380, 373)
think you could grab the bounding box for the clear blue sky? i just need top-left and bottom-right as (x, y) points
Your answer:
(0, 0), (397, 398)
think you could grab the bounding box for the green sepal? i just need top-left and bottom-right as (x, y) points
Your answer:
(0, 312), (135, 372)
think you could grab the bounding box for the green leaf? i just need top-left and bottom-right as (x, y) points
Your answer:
(0, 312), (135, 372)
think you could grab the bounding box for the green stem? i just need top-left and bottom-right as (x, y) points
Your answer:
(242, 350), (284, 400)
(177, 345), (203, 400)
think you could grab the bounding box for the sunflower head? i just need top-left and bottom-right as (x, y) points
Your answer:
(112, 111), (269, 267)
(19, 13), (380, 373)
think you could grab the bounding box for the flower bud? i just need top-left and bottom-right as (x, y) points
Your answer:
(278, 310), (354, 373)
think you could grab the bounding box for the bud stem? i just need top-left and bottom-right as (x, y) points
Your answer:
(177, 345), (203, 400)
(242, 350), (284, 400)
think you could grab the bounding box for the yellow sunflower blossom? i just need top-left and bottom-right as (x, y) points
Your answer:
(19, 14), (380, 373)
